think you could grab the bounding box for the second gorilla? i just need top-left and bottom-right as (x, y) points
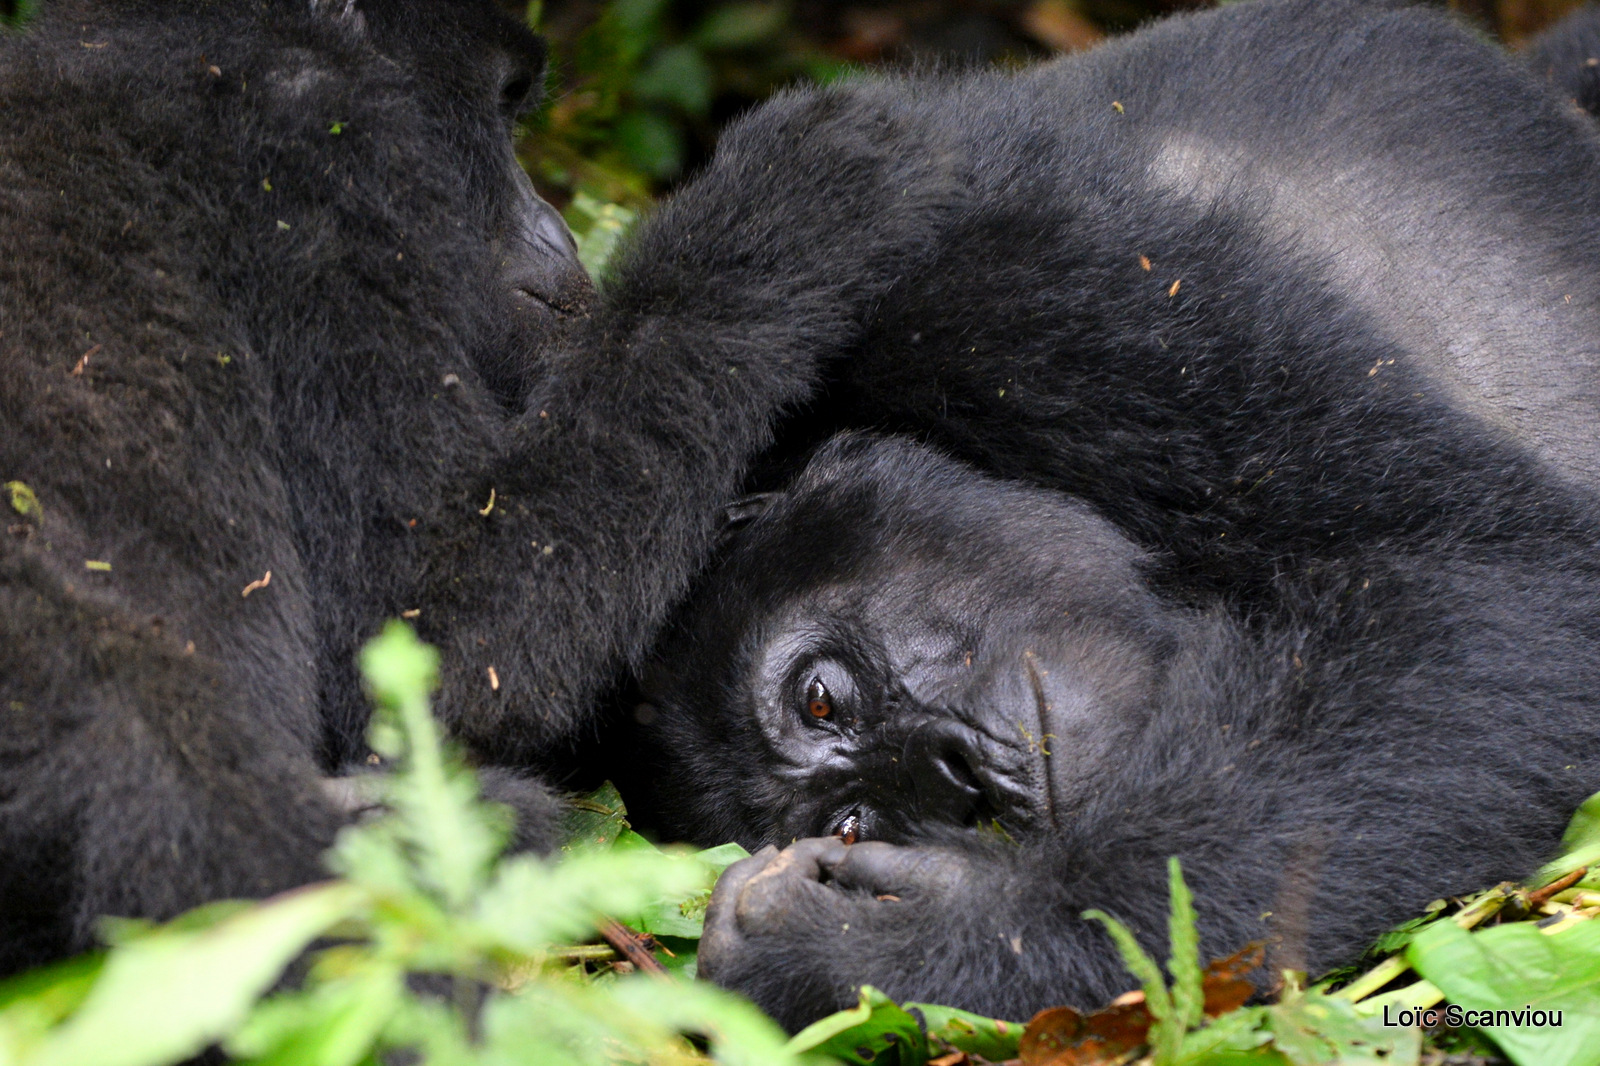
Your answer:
(621, 0), (1600, 1028)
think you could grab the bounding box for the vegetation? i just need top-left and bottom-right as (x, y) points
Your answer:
(2, 620), (1599, 1065)
(6, 1), (1600, 1062)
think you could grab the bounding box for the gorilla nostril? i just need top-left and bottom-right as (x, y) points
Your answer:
(906, 729), (988, 828)
(933, 742), (983, 799)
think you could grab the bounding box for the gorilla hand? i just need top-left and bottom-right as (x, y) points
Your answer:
(699, 837), (986, 1031)
(319, 766), (562, 853)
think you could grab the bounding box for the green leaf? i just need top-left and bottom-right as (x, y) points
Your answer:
(628, 842), (750, 939)
(909, 1001), (1023, 1060)
(0, 953), (107, 1051)
(1266, 987), (1419, 1066)
(479, 978), (792, 1066)
(360, 621), (438, 707)
(359, 622), (502, 910)
(380, 996), (475, 1066)
(614, 111), (684, 180)
(1408, 917), (1600, 1066)
(227, 964), (404, 1066)
(4, 481), (40, 521)
(1368, 900), (1449, 956)
(786, 986), (927, 1065)
(1084, 906), (1178, 1060)
(693, 2), (790, 49)
(1167, 857), (1205, 1034)
(0, 0), (39, 30)
(16, 882), (362, 1066)
(473, 850), (705, 955)
(560, 781), (630, 853)
(1174, 1005), (1274, 1064)
(604, 978), (793, 1066)
(1537, 788), (1600, 886)
(564, 194), (638, 281)
(607, 0), (669, 40)
(631, 44), (714, 116)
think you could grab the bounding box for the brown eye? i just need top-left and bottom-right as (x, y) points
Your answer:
(806, 677), (833, 719)
(835, 812), (862, 846)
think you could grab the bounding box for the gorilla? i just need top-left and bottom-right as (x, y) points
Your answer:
(619, 0), (1600, 1029)
(0, 0), (949, 973)
(1527, 3), (1600, 117)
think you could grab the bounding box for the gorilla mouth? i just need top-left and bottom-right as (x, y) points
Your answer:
(512, 280), (587, 315)
(503, 170), (592, 317)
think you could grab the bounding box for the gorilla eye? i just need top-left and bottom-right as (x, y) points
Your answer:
(805, 677), (833, 719)
(835, 812), (862, 846)
(500, 72), (535, 118)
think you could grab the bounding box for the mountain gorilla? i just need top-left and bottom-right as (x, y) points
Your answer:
(621, 0), (1600, 1029)
(0, 0), (951, 973)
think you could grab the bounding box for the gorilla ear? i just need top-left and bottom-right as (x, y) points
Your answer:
(720, 493), (781, 539)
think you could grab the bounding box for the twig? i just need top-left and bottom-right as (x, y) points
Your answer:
(551, 944), (620, 962)
(1527, 867), (1586, 909)
(1338, 883), (1514, 1003)
(598, 918), (667, 976)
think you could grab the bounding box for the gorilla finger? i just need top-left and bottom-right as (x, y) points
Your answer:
(319, 775), (387, 819)
(734, 838), (850, 930)
(718, 844), (782, 897)
(826, 842), (966, 896)
(704, 845), (781, 936)
(763, 836), (849, 880)
(696, 910), (743, 982)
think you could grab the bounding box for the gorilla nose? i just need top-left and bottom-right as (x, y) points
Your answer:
(530, 195), (579, 261)
(902, 720), (986, 826)
(504, 168), (590, 314)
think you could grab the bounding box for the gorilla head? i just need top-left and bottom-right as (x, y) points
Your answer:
(633, 434), (1179, 851)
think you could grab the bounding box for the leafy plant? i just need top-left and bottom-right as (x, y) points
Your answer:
(0, 0), (38, 30)
(0, 622), (789, 1066)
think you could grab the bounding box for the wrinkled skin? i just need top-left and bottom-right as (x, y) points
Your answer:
(637, 436), (1171, 853)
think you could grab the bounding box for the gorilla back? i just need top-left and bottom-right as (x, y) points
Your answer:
(625, 0), (1600, 1029)
(0, 0), (947, 973)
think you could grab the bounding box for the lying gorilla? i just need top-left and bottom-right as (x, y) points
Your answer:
(636, 434), (1600, 1024)
(621, 0), (1600, 1028)
(0, 0), (949, 973)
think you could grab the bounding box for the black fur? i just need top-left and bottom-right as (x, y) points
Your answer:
(623, 0), (1600, 1029)
(0, 0), (951, 973)
(1526, 3), (1600, 118)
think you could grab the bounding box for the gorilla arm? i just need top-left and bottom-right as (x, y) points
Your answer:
(411, 85), (964, 769)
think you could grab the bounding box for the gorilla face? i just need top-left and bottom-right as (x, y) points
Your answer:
(302, 0), (589, 399)
(633, 435), (1180, 850)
